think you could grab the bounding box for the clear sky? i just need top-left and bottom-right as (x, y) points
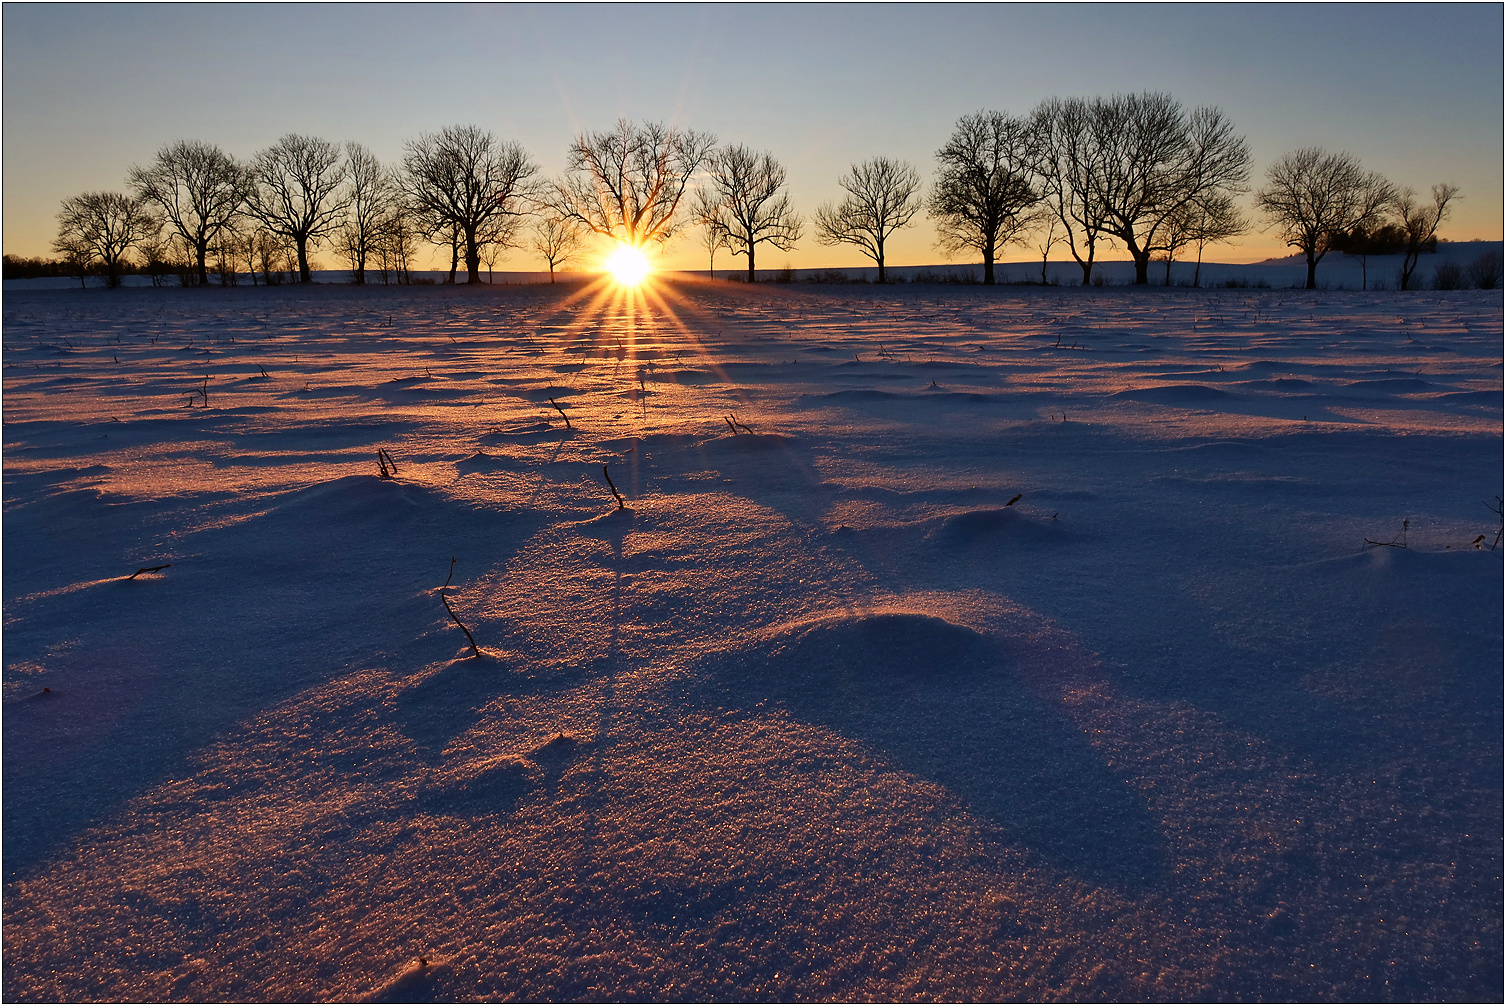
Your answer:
(3, 3), (1501, 272)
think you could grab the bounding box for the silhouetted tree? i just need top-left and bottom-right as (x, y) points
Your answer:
(1329, 222), (1406, 290)
(1025, 206), (1063, 285)
(1255, 147), (1393, 289)
(373, 198), (419, 285)
(692, 208), (731, 277)
(927, 111), (1038, 285)
(243, 134), (349, 283)
(1394, 183), (1459, 290)
(1029, 97), (1111, 285)
(401, 125), (537, 284)
(52, 191), (159, 288)
(1160, 190), (1247, 286)
(1089, 93), (1250, 285)
(128, 140), (245, 286)
(529, 215), (585, 283)
(338, 142), (391, 285)
(546, 120), (716, 250)
(694, 145), (803, 282)
(814, 157), (921, 283)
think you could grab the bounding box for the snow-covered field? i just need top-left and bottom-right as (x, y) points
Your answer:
(2, 279), (1501, 1002)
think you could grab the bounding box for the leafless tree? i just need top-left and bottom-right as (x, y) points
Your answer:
(339, 142), (392, 284)
(1029, 97), (1112, 285)
(1160, 190), (1247, 286)
(927, 111), (1038, 284)
(374, 198), (419, 285)
(252, 229), (295, 285)
(1089, 93), (1251, 285)
(1255, 147), (1394, 289)
(1026, 205), (1064, 285)
(692, 210), (732, 277)
(52, 191), (159, 288)
(401, 125), (537, 284)
(54, 232), (94, 288)
(546, 120), (716, 250)
(1394, 183), (1460, 290)
(243, 134), (350, 283)
(694, 145), (803, 282)
(128, 140), (246, 286)
(136, 234), (178, 287)
(529, 215), (585, 283)
(814, 157), (922, 283)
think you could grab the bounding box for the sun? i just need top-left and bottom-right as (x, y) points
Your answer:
(605, 243), (652, 286)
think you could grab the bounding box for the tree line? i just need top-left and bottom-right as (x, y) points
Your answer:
(42, 93), (1469, 292)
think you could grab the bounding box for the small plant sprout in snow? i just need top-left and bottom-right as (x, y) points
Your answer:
(376, 448), (400, 480)
(602, 465), (626, 509)
(548, 397), (572, 429)
(440, 557), (481, 659)
(1364, 518), (1409, 550)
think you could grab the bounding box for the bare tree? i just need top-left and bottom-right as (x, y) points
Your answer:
(1160, 191), (1247, 286)
(1329, 222), (1406, 291)
(54, 232), (94, 288)
(374, 197), (419, 285)
(694, 145), (803, 282)
(136, 234), (178, 287)
(1394, 183), (1460, 290)
(339, 142), (392, 285)
(813, 157), (922, 283)
(52, 191), (159, 288)
(401, 125), (537, 284)
(128, 140), (245, 286)
(251, 229), (294, 285)
(692, 209), (731, 277)
(243, 134), (350, 283)
(529, 215), (585, 283)
(1026, 205), (1063, 285)
(927, 111), (1039, 285)
(1029, 97), (1112, 285)
(1089, 93), (1251, 286)
(546, 120), (716, 250)
(1255, 148), (1394, 290)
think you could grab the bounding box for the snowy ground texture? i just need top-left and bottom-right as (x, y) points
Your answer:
(2, 279), (1501, 1002)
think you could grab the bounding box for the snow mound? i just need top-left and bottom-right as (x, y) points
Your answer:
(927, 507), (1065, 545)
(731, 609), (1001, 681)
(1111, 384), (1232, 404)
(704, 432), (798, 452)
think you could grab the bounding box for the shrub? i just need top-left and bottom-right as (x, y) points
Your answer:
(1433, 261), (1467, 290)
(1467, 250), (1502, 290)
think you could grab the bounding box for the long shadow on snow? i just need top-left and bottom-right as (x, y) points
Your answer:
(679, 611), (1166, 891)
(2, 474), (542, 881)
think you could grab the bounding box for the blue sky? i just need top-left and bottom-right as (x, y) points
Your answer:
(4, 3), (1500, 270)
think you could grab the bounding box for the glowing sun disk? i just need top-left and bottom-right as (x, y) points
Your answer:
(606, 244), (652, 286)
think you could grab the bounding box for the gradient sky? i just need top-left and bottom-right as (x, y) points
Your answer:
(4, 3), (1501, 273)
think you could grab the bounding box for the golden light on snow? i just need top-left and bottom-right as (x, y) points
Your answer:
(604, 243), (653, 287)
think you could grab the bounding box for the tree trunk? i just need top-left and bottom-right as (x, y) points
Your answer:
(447, 239), (459, 284)
(1132, 250), (1150, 285)
(1040, 253), (1049, 285)
(1194, 244), (1205, 288)
(549, 262), (556, 284)
(465, 228), (481, 284)
(1079, 258), (1093, 285)
(297, 238), (311, 283)
(1360, 257), (1367, 291)
(983, 237), (996, 285)
(106, 259), (120, 289)
(1164, 255), (1174, 286)
(876, 240), (886, 284)
(1306, 253), (1318, 290)
(197, 240), (210, 286)
(747, 244), (756, 284)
